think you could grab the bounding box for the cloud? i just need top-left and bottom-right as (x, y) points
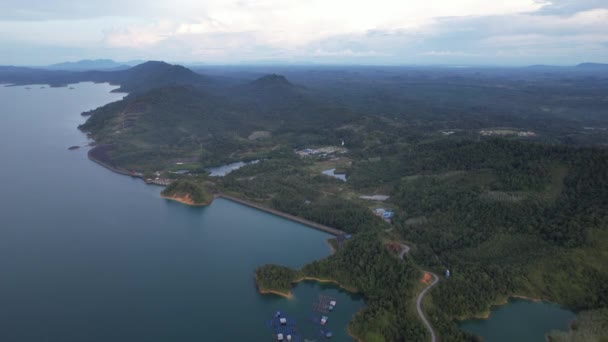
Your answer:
(421, 50), (479, 56)
(103, 21), (175, 48)
(0, 0), (607, 65)
(536, 0), (608, 15)
(296, 8), (608, 64)
(312, 49), (389, 57)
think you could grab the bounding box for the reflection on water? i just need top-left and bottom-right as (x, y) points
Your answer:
(322, 168), (347, 181)
(207, 160), (260, 176)
(459, 299), (575, 342)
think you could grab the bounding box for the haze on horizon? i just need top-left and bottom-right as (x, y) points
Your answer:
(1, 0), (607, 66)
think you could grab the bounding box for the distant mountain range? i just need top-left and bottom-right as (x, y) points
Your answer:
(44, 59), (144, 71)
(576, 62), (608, 69)
(527, 62), (608, 69)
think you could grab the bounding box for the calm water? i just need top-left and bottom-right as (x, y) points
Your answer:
(208, 160), (260, 176)
(459, 299), (575, 341)
(0, 83), (363, 341)
(321, 169), (347, 182)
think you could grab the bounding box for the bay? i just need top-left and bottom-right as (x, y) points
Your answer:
(0, 83), (364, 341)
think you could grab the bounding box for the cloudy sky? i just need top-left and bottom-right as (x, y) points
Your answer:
(1, 0), (607, 65)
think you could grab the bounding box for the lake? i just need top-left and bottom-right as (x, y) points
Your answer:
(207, 160), (260, 177)
(459, 298), (576, 341)
(0, 83), (364, 341)
(321, 168), (347, 181)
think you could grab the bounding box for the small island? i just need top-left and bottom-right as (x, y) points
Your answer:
(160, 179), (213, 206)
(255, 265), (297, 298)
(68, 145), (80, 150)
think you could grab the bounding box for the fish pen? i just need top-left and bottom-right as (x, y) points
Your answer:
(319, 329), (334, 339)
(267, 311), (302, 342)
(312, 295), (337, 314)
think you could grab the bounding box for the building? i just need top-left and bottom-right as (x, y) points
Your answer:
(374, 208), (386, 216)
(383, 211), (394, 219)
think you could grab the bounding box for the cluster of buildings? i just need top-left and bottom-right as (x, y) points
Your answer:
(479, 129), (536, 137)
(373, 208), (395, 223)
(296, 146), (348, 158)
(144, 171), (173, 186)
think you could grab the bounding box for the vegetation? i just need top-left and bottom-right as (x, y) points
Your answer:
(161, 179), (213, 205)
(547, 309), (608, 342)
(254, 265), (296, 296)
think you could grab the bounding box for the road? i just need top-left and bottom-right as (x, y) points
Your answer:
(399, 244), (439, 342)
(416, 271), (439, 342)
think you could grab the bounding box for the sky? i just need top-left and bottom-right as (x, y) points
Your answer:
(0, 0), (607, 66)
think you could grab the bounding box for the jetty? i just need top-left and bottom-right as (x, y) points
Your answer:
(217, 194), (345, 237)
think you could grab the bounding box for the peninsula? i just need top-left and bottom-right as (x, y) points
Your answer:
(160, 180), (213, 206)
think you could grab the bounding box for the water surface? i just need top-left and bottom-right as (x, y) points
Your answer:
(321, 168), (347, 181)
(208, 160), (260, 176)
(0, 83), (364, 341)
(459, 299), (575, 341)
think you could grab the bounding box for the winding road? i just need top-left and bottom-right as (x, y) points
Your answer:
(399, 244), (439, 342)
(416, 271), (439, 342)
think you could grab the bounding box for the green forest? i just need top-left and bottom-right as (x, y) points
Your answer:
(160, 179), (213, 205)
(245, 139), (608, 341)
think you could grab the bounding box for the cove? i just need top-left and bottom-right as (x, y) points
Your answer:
(459, 298), (576, 341)
(0, 83), (364, 341)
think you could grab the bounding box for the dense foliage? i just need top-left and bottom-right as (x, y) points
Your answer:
(254, 265), (296, 295)
(383, 140), (608, 340)
(548, 309), (608, 342)
(219, 158), (386, 233)
(161, 179), (212, 205)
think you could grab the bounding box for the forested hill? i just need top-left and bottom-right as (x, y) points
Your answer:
(78, 72), (357, 170)
(110, 61), (211, 93)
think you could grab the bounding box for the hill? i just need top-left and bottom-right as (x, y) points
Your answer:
(109, 61), (212, 93)
(161, 179), (213, 206)
(79, 73), (356, 170)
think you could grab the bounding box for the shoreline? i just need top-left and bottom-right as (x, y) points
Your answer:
(257, 288), (293, 299)
(326, 239), (337, 254)
(87, 147), (137, 178)
(160, 194), (211, 206)
(256, 275), (358, 300)
(293, 276), (359, 294)
(347, 327), (364, 342)
(217, 194), (346, 237)
(87, 149), (345, 237)
(462, 294), (548, 321)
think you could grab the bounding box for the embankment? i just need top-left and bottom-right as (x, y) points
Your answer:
(217, 194), (345, 236)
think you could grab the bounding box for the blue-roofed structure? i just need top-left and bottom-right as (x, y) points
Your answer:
(267, 311), (302, 342)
